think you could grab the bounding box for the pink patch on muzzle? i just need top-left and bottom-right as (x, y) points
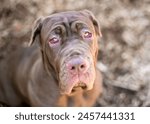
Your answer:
(60, 57), (94, 95)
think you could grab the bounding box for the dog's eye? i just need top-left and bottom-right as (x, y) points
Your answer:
(84, 31), (92, 38)
(48, 37), (60, 46)
(82, 30), (93, 39)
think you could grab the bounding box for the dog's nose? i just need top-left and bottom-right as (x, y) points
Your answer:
(67, 58), (88, 74)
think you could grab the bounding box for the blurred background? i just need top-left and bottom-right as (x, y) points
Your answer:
(0, 0), (150, 106)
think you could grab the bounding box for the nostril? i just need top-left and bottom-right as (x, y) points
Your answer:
(71, 66), (76, 70)
(80, 64), (85, 69)
(79, 63), (87, 72)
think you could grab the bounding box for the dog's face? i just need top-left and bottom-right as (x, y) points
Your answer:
(30, 10), (102, 95)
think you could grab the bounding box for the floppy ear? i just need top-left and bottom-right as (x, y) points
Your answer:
(82, 10), (102, 37)
(29, 17), (43, 46)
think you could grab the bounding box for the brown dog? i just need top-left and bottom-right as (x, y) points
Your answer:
(0, 10), (102, 106)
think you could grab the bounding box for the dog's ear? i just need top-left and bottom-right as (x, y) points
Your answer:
(29, 17), (43, 46)
(82, 10), (102, 37)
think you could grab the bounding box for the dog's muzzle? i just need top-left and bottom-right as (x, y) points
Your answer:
(58, 42), (96, 95)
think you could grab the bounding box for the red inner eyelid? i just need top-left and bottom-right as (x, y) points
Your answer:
(82, 30), (92, 38)
(49, 36), (60, 44)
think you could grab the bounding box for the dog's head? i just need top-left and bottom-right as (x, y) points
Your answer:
(29, 10), (102, 95)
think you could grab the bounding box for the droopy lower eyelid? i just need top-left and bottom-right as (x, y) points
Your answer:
(81, 29), (93, 39)
(49, 37), (59, 44)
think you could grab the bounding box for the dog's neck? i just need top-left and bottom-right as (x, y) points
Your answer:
(26, 57), (61, 106)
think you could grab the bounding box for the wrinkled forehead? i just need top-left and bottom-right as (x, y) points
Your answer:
(42, 11), (93, 30)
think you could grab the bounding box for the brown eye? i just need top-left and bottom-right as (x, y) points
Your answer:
(48, 37), (60, 46)
(83, 31), (92, 39)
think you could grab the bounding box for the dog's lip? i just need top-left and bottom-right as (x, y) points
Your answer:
(73, 82), (87, 89)
(59, 70), (95, 95)
(71, 87), (82, 93)
(71, 82), (87, 93)
(60, 82), (87, 95)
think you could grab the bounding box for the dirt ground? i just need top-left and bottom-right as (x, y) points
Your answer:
(0, 0), (150, 106)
